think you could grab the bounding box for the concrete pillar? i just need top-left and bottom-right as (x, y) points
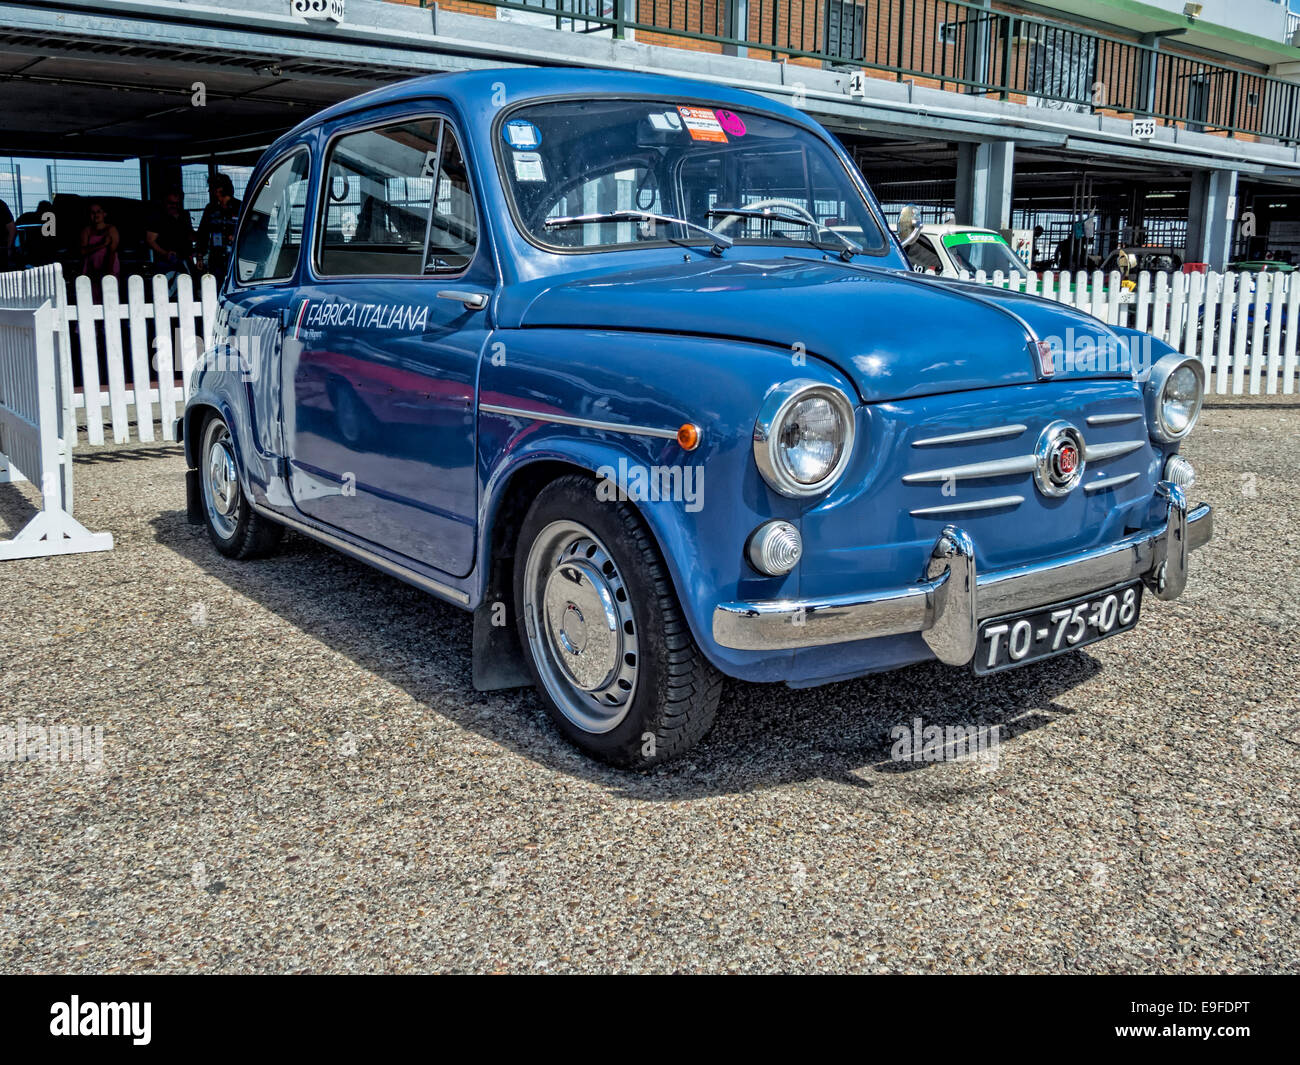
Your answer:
(955, 140), (1014, 231)
(1184, 168), (1238, 270)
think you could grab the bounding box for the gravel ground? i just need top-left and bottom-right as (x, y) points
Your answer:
(1, 395), (1297, 974)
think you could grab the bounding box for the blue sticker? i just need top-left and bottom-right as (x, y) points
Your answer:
(503, 119), (542, 150)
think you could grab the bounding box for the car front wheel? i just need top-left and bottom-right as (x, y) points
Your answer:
(514, 475), (722, 767)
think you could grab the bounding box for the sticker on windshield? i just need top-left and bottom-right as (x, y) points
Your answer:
(677, 106), (727, 143)
(503, 119), (542, 150)
(944, 232), (1002, 246)
(512, 151), (546, 183)
(648, 111), (683, 132)
(715, 109), (747, 137)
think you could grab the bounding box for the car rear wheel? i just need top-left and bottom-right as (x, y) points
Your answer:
(514, 474), (722, 767)
(199, 414), (284, 560)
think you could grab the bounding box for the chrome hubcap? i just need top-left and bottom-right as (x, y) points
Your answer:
(524, 521), (638, 734)
(202, 420), (240, 540)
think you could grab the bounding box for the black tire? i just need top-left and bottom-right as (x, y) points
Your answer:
(513, 474), (723, 768)
(198, 413), (284, 560)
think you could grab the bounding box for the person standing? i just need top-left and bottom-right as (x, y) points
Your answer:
(195, 173), (241, 282)
(79, 200), (121, 298)
(146, 189), (195, 284)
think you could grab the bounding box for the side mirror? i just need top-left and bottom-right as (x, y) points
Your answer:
(897, 204), (922, 248)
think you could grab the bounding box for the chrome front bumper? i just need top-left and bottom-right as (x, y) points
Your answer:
(712, 481), (1212, 665)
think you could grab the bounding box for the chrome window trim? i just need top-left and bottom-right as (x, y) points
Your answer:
(311, 110), (480, 283)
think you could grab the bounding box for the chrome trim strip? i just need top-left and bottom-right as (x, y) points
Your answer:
(249, 501), (472, 606)
(1086, 412), (1142, 426)
(480, 403), (680, 440)
(1084, 440), (1144, 462)
(712, 490), (1212, 653)
(910, 495), (1024, 517)
(1083, 472), (1141, 494)
(902, 454), (1036, 483)
(913, 424), (1027, 447)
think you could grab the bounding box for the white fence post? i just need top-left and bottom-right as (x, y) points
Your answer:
(0, 298), (113, 559)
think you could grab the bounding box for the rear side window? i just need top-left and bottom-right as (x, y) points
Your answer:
(318, 117), (477, 277)
(235, 150), (310, 284)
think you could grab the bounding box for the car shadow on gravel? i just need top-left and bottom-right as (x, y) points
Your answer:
(153, 510), (1103, 800)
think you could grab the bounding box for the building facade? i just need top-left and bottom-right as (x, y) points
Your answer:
(4, 0), (1300, 267)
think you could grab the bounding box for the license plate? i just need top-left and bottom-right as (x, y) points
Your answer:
(974, 582), (1143, 674)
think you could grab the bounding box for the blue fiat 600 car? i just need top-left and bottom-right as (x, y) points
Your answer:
(181, 68), (1211, 767)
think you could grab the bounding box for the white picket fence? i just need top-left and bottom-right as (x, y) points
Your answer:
(4, 265), (1295, 451)
(63, 272), (220, 445)
(0, 264), (113, 558)
(958, 268), (1299, 395)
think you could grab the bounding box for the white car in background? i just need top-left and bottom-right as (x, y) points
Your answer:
(900, 223), (1030, 278)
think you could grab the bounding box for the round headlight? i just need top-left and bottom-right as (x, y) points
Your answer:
(754, 381), (855, 498)
(1145, 353), (1205, 443)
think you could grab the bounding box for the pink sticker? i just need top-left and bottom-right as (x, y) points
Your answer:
(715, 109), (747, 137)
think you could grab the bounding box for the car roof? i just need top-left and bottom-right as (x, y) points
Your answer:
(274, 67), (818, 146)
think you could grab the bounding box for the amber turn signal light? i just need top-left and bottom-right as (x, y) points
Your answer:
(677, 423), (701, 450)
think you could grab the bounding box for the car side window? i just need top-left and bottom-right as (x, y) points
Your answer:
(319, 118), (441, 276)
(235, 150), (310, 284)
(425, 126), (477, 275)
(317, 117), (477, 277)
(906, 236), (942, 273)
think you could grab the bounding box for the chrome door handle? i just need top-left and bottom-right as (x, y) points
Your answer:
(437, 290), (488, 311)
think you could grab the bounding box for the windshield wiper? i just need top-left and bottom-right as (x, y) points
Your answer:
(705, 206), (862, 261)
(543, 210), (733, 256)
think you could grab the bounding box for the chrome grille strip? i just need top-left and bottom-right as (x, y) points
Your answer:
(912, 424), (1027, 448)
(1084, 440), (1144, 462)
(1083, 472), (1141, 494)
(902, 454), (1036, 484)
(910, 495), (1025, 517)
(1086, 412), (1142, 426)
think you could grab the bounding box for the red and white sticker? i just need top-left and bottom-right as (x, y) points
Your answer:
(677, 106), (728, 143)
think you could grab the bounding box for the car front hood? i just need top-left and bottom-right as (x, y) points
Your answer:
(516, 256), (1135, 403)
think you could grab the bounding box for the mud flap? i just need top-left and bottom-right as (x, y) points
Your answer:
(185, 468), (204, 525)
(472, 597), (531, 692)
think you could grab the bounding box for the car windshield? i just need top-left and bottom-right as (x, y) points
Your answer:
(941, 232), (1026, 275)
(498, 98), (888, 254)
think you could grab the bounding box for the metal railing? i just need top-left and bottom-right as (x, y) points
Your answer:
(452, 0), (1300, 146)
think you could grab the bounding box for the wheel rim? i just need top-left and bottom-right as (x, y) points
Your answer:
(523, 520), (639, 734)
(202, 419), (240, 541)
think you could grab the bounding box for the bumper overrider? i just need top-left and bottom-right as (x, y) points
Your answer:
(712, 481), (1212, 664)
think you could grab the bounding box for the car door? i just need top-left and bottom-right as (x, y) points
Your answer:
(286, 112), (490, 577)
(218, 147), (312, 480)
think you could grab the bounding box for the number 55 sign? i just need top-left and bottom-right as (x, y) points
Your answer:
(291, 0), (345, 21)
